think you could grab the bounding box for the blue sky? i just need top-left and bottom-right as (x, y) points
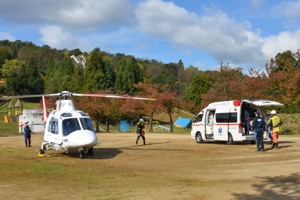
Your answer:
(0, 0), (300, 73)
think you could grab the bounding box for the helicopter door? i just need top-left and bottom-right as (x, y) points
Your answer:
(44, 117), (63, 144)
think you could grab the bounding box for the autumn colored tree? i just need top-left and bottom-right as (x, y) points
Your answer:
(265, 50), (300, 112)
(157, 85), (181, 132)
(134, 83), (160, 132)
(75, 96), (112, 132)
(200, 65), (244, 108)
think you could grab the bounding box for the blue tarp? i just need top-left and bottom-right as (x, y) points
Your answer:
(174, 117), (192, 128)
(120, 120), (131, 132)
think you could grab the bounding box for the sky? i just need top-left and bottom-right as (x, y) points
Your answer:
(0, 0), (300, 73)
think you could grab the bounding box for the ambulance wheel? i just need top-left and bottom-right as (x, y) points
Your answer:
(227, 133), (234, 145)
(196, 132), (203, 143)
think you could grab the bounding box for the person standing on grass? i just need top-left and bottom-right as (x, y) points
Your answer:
(268, 110), (283, 149)
(24, 121), (32, 147)
(136, 118), (146, 145)
(252, 110), (265, 152)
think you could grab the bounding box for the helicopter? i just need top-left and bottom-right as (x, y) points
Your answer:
(6, 91), (154, 158)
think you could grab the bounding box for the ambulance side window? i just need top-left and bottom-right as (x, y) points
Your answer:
(194, 114), (203, 123)
(228, 113), (237, 123)
(216, 113), (229, 123)
(216, 113), (238, 123)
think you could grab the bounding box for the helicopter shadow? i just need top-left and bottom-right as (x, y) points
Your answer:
(53, 148), (122, 159)
(92, 148), (123, 159)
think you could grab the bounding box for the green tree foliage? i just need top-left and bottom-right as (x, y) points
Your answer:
(44, 57), (75, 93)
(83, 48), (106, 92)
(68, 48), (83, 57)
(1, 58), (43, 95)
(149, 61), (185, 95)
(0, 49), (11, 78)
(186, 72), (212, 112)
(1, 59), (27, 95)
(115, 56), (142, 94)
(25, 58), (44, 94)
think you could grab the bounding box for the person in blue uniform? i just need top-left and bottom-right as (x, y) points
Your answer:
(24, 121), (32, 147)
(252, 111), (265, 152)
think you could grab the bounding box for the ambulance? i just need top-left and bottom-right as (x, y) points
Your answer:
(191, 99), (283, 144)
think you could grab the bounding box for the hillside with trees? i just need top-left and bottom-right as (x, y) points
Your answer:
(0, 40), (299, 132)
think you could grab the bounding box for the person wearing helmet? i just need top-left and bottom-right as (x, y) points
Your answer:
(252, 110), (265, 152)
(267, 110), (283, 149)
(136, 118), (146, 145)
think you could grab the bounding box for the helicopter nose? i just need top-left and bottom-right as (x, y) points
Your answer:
(66, 130), (97, 148)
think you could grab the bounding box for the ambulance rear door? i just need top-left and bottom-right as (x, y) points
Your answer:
(243, 100), (284, 107)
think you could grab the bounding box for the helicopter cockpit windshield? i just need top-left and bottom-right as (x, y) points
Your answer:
(62, 117), (94, 136)
(63, 118), (81, 136)
(80, 118), (94, 131)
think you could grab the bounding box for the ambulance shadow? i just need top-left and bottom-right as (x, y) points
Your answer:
(233, 173), (300, 200)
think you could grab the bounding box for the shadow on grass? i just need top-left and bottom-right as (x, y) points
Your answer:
(50, 148), (123, 159)
(233, 173), (300, 200)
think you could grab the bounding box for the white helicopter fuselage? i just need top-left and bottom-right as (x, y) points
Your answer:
(43, 99), (97, 152)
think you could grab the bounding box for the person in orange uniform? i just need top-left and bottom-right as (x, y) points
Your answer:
(267, 110), (283, 149)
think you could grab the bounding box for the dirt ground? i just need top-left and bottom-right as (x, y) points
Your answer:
(0, 132), (300, 200)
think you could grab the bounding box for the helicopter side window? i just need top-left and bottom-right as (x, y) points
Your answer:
(63, 118), (81, 136)
(47, 117), (59, 134)
(80, 117), (94, 131)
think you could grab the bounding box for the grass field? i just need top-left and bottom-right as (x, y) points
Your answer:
(1, 133), (300, 199)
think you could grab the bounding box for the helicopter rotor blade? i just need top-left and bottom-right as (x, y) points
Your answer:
(2, 91), (155, 101)
(72, 93), (155, 101)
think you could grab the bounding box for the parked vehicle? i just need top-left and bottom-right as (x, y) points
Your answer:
(191, 99), (283, 144)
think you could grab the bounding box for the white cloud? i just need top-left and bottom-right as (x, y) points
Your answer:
(136, 0), (266, 65)
(0, 32), (15, 41)
(40, 26), (91, 50)
(262, 29), (300, 59)
(275, 0), (300, 18)
(0, 0), (134, 30)
(58, 0), (134, 29)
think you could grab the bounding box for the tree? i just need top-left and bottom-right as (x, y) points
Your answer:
(83, 48), (106, 92)
(185, 71), (212, 112)
(45, 57), (75, 93)
(134, 83), (160, 132)
(265, 50), (300, 112)
(200, 65), (244, 108)
(0, 49), (11, 78)
(115, 56), (143, 94)
(25, 58), (44, 94)
(1, 59), (27, 95)
(157, 85), (180, 132)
